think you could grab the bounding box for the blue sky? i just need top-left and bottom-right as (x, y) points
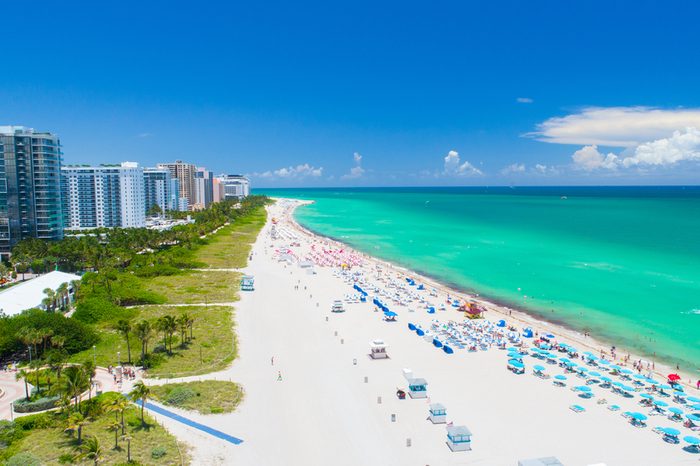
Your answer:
(3, 1), (700, 187)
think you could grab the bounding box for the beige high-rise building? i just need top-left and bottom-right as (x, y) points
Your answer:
(157, 161), (197, 209)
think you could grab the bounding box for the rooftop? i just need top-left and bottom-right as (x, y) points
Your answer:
(0, 271), (81, 317)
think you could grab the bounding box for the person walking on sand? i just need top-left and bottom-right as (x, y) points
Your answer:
(271, 356), (274, 366)
(277, 371), (282, 381)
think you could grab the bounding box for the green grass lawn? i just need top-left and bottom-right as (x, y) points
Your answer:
(150, 381), (244, 415)
(2, 394), (188, 465)
(194, 206), (266, 268)
(141, 270), (241, 304)
(70, 305), (236, 378)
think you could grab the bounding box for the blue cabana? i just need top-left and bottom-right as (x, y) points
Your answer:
(497, 319), (506, 327)
(408, 323), (416, 331)
(443, 345), (454, 354)
(416, 328), (425, 336)
(433, 338), (443, 348)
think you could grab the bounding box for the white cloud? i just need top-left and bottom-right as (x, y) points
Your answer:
(516, 97), (533, 104)
(501, 163), (526, 175)
(572, 145), (620, 171)
(443, 150), (483, 176)
(534, 164), (559, 175)
(625, 127), (700, 167)
(570, 127), (700, 171)
(342, 152), (365, 179)
(531, 107), (700, 147)
(251, 163), (323, 179)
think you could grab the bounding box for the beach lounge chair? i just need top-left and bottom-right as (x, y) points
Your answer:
(570, 405), (586, 413)
(608, 404), (620, 411)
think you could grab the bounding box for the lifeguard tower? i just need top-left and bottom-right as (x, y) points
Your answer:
(369, 339), (388, 359)
(240, 275), (255, 291)
(446, 425), (472, 451)
(407, 377), (428, 399)
(429, 403), (447, 423)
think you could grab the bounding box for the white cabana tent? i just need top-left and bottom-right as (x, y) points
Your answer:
(0, 271), (80, 316)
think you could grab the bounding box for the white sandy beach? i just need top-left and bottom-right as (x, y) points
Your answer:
(145, 199), (699, 466)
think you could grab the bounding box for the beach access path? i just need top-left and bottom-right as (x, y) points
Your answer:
(139, 201), (696, 465)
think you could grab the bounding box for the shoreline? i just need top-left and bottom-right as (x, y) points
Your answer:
(280, 197), (697, 389)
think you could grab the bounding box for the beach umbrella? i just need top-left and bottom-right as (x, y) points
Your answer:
(508, 359), (524, 369)
(575, 385), (592, 392)
(559, 357), (570, 363)
(684, 436), (700, 445)
(507, 346), (518, 352)
(533, 365), (545, 372)
(600, 376), (612, 383)
(620, 368), (633, 375)
(598, 359), (610, 365)
(589, 371), (601, 377)
(554, 375), (567, 381)
(384, 311), (398, 317)
(669, 407), (684, 415)
(687, 414), (700, 422)
(630, 412), (648, 421)
(578, 367), (589, 373)
(667, 373), (681, 382)
(659, 384), (672, 390)
(639, 393), (654, 399)
(621, 385), (635, 392)
(544, 333), (555, 339)
(661, 427), (680, 436)
(645, 377), (658, 385)
(654, 400), (669, 407)
(583, 351), (594, 356)
(689, 403), (700, 411)
(610, 365), (621, 371)
(497, 320), (506, 327)
(613, 381), (624, 387)
(634, 374), (646, 380)
(687, 396), (700, 403)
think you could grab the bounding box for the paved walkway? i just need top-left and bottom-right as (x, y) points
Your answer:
(139, 400), (244, 445)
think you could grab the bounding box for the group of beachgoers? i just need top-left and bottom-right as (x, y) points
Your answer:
(270, 203), (700, 455)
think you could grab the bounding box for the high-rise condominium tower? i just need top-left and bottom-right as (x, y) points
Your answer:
(0, 126), (64, 254)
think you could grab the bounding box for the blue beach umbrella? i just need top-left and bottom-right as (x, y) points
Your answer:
(384, 311), (397, 317)
(578, 367), (589, 373)
(621, 385), (635, 392)
(559, 357), (570, 363)
(589, 371), (601, 377)
(687, 396), (700, 403)
(687, 414), (700, 422)
(612, 381), (624, 387)
(554, 374), (567, 381)
(583, 351), (594, 356)
(575, 385), (592, 392)
(659, 384), (672, 390)
(508, 359), (524, 369)
(600, 376), (612, 383)
(661, 427), (681, 436)
(610, 365), (621, 371)
(497, 320), (506, 327)
(669, 407), (684, 414)
(634, 374), (646, 380)
(640, 393), (654, 399)
(654, 400), (669, 407)
(685, 436), (700, 445)
(621, 368), (633, 375)
(598, 359), (610, 365)
(630, 412), (648, 421)
(533, 365), (546, 371)
(689, 403), (700, 411)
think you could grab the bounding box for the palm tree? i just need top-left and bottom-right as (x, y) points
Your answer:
(42, 287), (56, 311)
(107, 419), (121, 449)
(177, 314), (189, 347)
(82, 360), (96, 401)
(63, 365), (90, 412)
(160, 315), (177, 354)
(115, 320), (132, 364)
(29, 360), (41, 395)
(187, 314), (195, 341)
(121, 434), (132, 463)
(129, 381), (150, 426)
(65, 412), (90, 445)
(104, 395), (130, 435)
(134, 320), (152, 364)
(56, 282), (69, 310)
(15, 369), (30, 401)
(74, 434), (102, 465)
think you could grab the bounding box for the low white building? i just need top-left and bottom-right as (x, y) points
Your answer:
(0, 271), (81, 317)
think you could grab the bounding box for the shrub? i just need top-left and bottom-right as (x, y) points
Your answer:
(210, 407), (224, 414)
(6, 452), (42, 466)
(12, 395), (60, 413)
(58, 453), (75, 464)
(165, 386), (195, 406)
(151, 446), (167, 459)
(13, 412), (57, 430)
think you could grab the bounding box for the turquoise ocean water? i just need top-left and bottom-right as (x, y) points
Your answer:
(257, 187), (700, 374)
